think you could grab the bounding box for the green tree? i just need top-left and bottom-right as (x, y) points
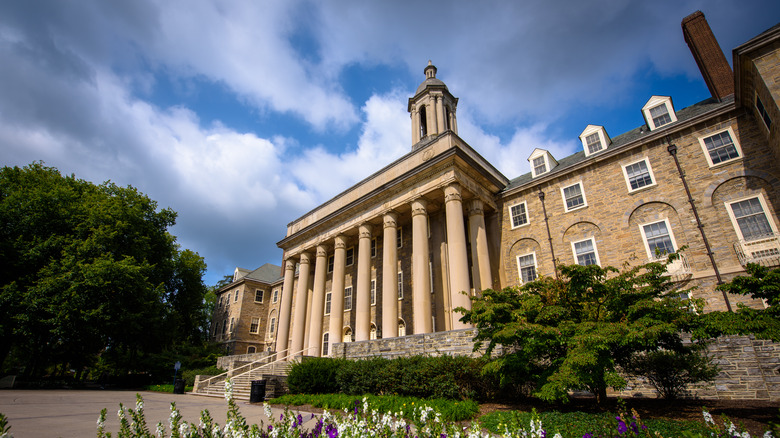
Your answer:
(459, 258), (711, 404)
(0, 162), (211, 379)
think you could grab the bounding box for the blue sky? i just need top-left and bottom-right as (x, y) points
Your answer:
(1, 1), (779, 286)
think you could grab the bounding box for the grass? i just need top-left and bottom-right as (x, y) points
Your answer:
(267, 393), (480, 422)
(142, 383), (194, 393)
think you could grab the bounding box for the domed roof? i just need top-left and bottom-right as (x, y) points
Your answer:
(414, 61), (448, 96)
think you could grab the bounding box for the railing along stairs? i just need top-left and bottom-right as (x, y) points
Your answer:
(192, 348), (312, 400)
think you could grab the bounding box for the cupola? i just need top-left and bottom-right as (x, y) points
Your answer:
(408, 61), (459, 149)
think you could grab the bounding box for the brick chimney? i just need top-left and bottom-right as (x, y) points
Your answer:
(682, 11), (734, 101)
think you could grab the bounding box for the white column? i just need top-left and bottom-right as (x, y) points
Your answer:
(307, 244), (328, 357)
(382, 212), (399, 338)
(328, 235), (347, 352)
(290, 251), (311, 355)
(468, 199), (493, 291)
(430, 97), (439, 136)
(444, 184), (472, 329)
(411, 108), (420, 145)
(435, 95), (445, 134)
(275, 259), (296, 357)
(355, 223), (373, 341)
(411, 198), (432, 334)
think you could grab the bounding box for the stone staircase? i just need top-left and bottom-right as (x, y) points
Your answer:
(193, 357), (293, 401)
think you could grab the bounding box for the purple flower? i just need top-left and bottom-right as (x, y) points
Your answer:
(281, 414), (284, 421)
(441, 434), (447, 438)
(327, 425), (338, 438)
(617, 420), (628, 434)
(582, 433), (593, 438)
(630, 422), (639, 434)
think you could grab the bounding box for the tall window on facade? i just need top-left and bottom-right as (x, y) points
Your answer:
(370, 279), (376, 306)
(419, 105), (428, 138)
(649, 104), (672, 128)
(642, 220), (676, 259)
(345, 248), (355, 266)
(222, 320), (227, 335)
(322, 333), (329, 356)
(728, 197), (775, 241)
(344, 286), (353, 311)
(325, 292), (332, 315)
(510, 202), (528, 228)
(562, 183), (586, 211)
(371, 238), (377, 258)
(234, 290), (239, 302)
(229, 317), (235, 333)
(272, 288), (279, 303)
(585, 132), (603, 154)
(516, 253), (538, 283)
(249, 317), (260, 334)
(445, 107), (451, 131)
(397, 227), (403, 248)
(532, 156), (547, 176)
(254, 289), (264, 303)
(702, 130), (740, 165)
(397, 271), (404, 299)
(398, 320), (406, 337)
(573, 239), (598, 266)
(623, 159), (655, 191)
(756, 95), (772, 131)
(327, 255), (334, 273)
(269, 317), (276, 335)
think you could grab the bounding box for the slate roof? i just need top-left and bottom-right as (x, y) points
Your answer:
(501, 95), (734, 194)
(238, 263), (283, 284)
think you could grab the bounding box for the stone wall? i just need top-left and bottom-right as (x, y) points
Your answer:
(333, 328), (780, 402)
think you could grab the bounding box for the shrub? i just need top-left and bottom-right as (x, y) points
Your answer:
(335, 357), (387, 395)
(180, 365), (225, 387)
(287, 357), (344, 394)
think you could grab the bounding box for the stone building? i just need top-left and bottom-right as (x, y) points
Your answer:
(214, 13), (780, 364)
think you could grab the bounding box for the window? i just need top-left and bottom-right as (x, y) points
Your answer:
(345, 248), (355, 266)
(532, 156), (546, 176)
(344, 286), (353, 311)
(254, 289), (264, 303)
(572, 239), (599, 266)
(579, 125), (610, 156)
(649, 104), (672, 128)
(325, 292), (332, 315)
(229, 317), (235, 333)
(234, 290), (239, 302)
(397, 227), (403, 248)
(641, 220), (676, 260)
(322, 333), (329, 356)
(756, 95), (772, 131)
(727, 196), (776, 241)
(699, 128), (741, 166)
(622, 158), (655, 192)
(510, 202), (529, 228)
(269, 317), (276, 335)
(585, 133), (602, 154)
(398, 320), (406, 337)
(327, 255), (334, 273)
(249, 318), (259, 334)
(343, 327), (352, 343)
(371, 238), (377, 258)
(561, 182), (586, 211)
(370, 279), (376, 306)
(247, 346), (256, 354)
(397, 271), (404, 299)
(370, 324), (377, 340)
(517, 253), (537, 283)
(221, 320), (227, 335)
(226, 292), (230, 304)
(272, 288), (279, 303)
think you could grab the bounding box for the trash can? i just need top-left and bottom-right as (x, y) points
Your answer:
(250, 380), (266, 403)
(173, 378), (185, 394)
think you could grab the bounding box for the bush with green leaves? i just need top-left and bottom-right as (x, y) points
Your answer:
(181, 365), (225, 387)
(286, 357), (344, 394)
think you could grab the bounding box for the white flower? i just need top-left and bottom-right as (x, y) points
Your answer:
(728, 422), (738, 434)
(763, 431), (774, 438)
(702, 410), (715, 425)
(156, 423), (165, 437)
(224, 378), (234, 401)
(553, 434), (563, 438)
(178, 422), (189, 436)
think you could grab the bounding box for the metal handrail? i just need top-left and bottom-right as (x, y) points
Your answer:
(733, 233), (780, 266)
(195, 347), (313, 392)
(645, 252), (691, 279)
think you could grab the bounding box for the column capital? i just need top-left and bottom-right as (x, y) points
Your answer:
(444, 183), (462, 203)
(284, 259), (296, 271)
(411, 198), (428, 217)
(383, 211), (398, 229)
(358, 223), (373, 239)
(316, 245), (329, 258)
(468, 199), (484, 216)
(299, 251), (312, 265)
(334, 234), (347, 250)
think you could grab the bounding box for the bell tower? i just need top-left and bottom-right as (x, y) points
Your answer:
(408, 61), (459, 149)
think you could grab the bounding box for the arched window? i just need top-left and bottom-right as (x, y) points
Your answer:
(369, 324), (377, 340)
(398, 319), (406, 337)
(445, 106), (451, 131)
(247, 346), (256, 354)
(419, 105), (428, 138)
(343, 327), (353, 343)
(268, 310), (277, 338)
(322, 333), (330, 356)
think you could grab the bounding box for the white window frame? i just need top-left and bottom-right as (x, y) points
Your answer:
(516, 252), (538, 284)
(560, 181), (587, 212)
(369, 324), (377, 340)
(268, 315), (276, 335)
(571, 238), (600, 266)
(579, 125), (610, 157)
(398, 319), (406, 337)
(327, 255), (334, 273)
(725, 194), (778, 242)
(397, 227), (404, 249)
(322, 333), (330, 356)
(370, 279), (376, 306)
(249, 317), (260, 334)
(345, 247), (355, 266)
(698, 126), (743, 167)
(397, 271), (404, 300)
(370, 238), (377, 258)
(528, 149), (557, 178)
(254, 289), (264, 303)
(509, 201), (530, 229)
(642, 96), (677, 131)
(344, 286), (353, 311)
(325, 292), (332, 315)
(272, 288), (279, 303)
(639, 218), (678, 260)
(621, 157), (657, 193)
(343, 327), (352, 343)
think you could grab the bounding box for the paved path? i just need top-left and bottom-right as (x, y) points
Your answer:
(0, 390), (315, 437)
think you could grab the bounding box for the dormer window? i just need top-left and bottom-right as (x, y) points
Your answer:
(528, 148), (558, 178)
(579, 125), (611, 156)
(642, 96), (677, 131)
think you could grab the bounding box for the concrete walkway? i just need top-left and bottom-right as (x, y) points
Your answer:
(0, 389), (316, 437)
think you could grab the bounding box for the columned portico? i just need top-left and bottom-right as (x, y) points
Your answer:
(307, 244), (329, 357)
(382, 212), (399, 338)
(444, 184), (472, 329)
(468, 199), (493, 291)
(328, 235), (347, 353)
(411, 198), (432, 334)
(275, 259), (296, 356)
(355, 224), (373, 341)
(290, 251), (311, 355)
